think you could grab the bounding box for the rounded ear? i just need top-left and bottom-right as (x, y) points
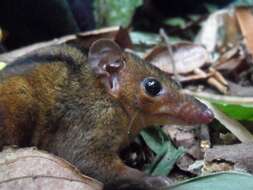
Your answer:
(87, 39), (125, 98)
(88, 39), (122, 57)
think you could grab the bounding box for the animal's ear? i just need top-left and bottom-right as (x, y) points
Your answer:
(88, 39), (125, 98)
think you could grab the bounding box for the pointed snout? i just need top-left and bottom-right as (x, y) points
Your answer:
(198, 108), (214, 124)
(177, 97), (214, 125)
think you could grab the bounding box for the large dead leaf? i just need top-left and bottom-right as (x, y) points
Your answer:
(0, 147), (102, 190)
(145, 42), (209, 74)
(195, 9), (240, 53)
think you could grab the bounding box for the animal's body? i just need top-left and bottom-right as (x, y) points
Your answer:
(0, 39), (213, 189)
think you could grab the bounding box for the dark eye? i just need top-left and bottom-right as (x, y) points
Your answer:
(143, 78), (162, 96)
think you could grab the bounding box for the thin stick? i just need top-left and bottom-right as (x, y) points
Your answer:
(159, 28), (180, 83)
(209, 67), (228, 86)
(183, 90), (253, 104)
(194, 68), (228, 94)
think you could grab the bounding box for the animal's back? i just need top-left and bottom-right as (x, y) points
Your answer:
(0, 44), (90, 148)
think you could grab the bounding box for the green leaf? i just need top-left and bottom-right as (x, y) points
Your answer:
(187, 91), (253, 121)
(140, 128), (184, 176)
(204, 3), (219, 13)
(130, 31), (162, 46)
(168, 172), (253, 190)
(0, 62), (6, 70)
(163, 18), (186, 28)
(213, 103), (253, 121)
(233, 0), (253, 6)
(140, 128), (167, 155)
(148, 146), (184, 176)
(94, 0), (142, 27)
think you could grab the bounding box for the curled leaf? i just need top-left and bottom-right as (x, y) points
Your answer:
(0, 147), (102, 190)
(145, 42), (209, 74)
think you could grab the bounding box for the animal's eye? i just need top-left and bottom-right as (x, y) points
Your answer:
(143, 78), (162, 96)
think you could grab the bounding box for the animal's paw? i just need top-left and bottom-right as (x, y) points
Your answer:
(143, 175), (172, 189)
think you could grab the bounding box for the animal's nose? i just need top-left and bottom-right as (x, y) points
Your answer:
(198, 108), (214, 124)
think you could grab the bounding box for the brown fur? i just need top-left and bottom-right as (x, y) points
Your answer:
(0, 40), (213, 185)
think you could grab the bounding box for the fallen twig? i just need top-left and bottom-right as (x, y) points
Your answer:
(183, 90), (253, 104)
(193, 68), (229, 94)
(159, 28), (180, 84)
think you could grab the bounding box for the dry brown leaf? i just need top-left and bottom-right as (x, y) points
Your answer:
(215, 56), (245, 71)
(0, 147), (102, 190)
(214, 45), (246, 72)
(196, 9), (240, 53)
(236, 7), (253, 55)
(145, 42), (209, 74)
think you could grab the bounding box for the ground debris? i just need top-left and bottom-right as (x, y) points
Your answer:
(204, 143), (253, 174)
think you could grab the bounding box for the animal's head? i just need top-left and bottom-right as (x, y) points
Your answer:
(88, 39), (213, 126)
